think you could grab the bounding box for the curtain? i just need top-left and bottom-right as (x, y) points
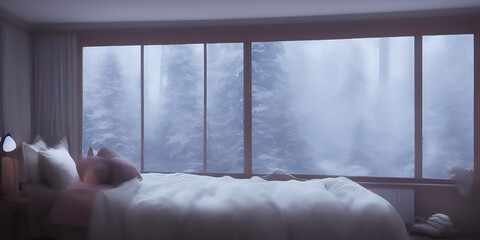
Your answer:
(0, 20), (33, 182)
(33, 33), (81, 161)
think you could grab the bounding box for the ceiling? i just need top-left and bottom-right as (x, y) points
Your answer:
(1, 0), (480, 25)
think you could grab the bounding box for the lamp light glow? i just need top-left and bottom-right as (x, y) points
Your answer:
(2, 134), (16, 152)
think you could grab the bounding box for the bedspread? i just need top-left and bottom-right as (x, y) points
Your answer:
(88, 173), (410, 240)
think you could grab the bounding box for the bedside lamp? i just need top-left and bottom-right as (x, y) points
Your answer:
(1, 133), (18, 199)
(2, 134), (17, 152)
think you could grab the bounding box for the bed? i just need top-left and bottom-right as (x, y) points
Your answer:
(19, 136), (410, 240)
(88, 173), (411, 240)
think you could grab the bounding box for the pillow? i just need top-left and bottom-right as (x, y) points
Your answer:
(97, 147), (142, 186)
(39, 148), (79, 190)
(22, 135), (48, 183)
(77, 155), (112, 185)
(97, 147), (122, 160)
(110, 157), (143, 186)
(77, 147), (94, 178)
(87, 147), (94, 156)
(53, 135), (69, 150)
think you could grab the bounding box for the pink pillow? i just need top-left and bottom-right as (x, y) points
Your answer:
(77, 155), (112, 185)
(97, 146), (121, 159)
(97, 147), (142, 186)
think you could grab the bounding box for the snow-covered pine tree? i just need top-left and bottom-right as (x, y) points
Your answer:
(206, 44), (244, 173)
(252, 42), (312, 174)
(148, 44), (204, 172)
(83, 49), (139, 164)
(342, 43), (374, 174)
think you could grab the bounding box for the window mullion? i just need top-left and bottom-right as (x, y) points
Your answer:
(204, 44), (208, 172)
(141, 45), (145, 173)
(474, 33), (480, 185)
(414, 35), (423, 179)
(244, 42), (252, 176)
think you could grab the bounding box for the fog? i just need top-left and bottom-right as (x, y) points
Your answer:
(252, 38), (415, 177)
(423, 35), (473, 178)
(82, 35), (473, 179)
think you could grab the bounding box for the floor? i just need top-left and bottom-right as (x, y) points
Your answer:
(409, 233), (480, 240)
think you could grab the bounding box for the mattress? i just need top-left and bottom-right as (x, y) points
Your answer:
(88, 173), (410, 240)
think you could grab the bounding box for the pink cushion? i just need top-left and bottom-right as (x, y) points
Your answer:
(97, 147), (142, 186)
(77, 155), (111, 185)
(97, 147), (121, 159)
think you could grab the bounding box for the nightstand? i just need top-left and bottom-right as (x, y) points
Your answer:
(0, 196), (31, 240)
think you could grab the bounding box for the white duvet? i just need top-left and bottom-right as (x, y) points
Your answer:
(88, 173), (410, 240)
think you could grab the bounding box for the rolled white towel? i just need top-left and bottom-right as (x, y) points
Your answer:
(408, 222), (443, 236)
(428, 214), (453, 229)
(427, 220), (450, 231)
(409, 214), (459, 238)
(430, 213), (450, 222)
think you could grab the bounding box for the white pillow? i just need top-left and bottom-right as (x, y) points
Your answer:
(53, 135), (69, 150)
(22, 135), (47, 183)
(39, 148), (79, 190)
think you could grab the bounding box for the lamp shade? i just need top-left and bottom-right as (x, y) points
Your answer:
(2, 133), (16, 153)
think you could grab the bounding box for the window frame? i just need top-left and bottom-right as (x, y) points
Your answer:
(78, 14), (480, 185)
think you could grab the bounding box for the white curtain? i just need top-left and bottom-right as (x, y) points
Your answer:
(0, 20), (33, 182)
(33, 33), (81, 161)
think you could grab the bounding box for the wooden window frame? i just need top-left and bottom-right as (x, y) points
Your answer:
(78, 13), (480, 185)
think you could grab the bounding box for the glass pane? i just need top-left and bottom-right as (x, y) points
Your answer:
(252, 37), (414, 177)
(83, 46), (141, 169)
(144, 44), (204, 172)
(206, 43), (244, 173)
(423, 34), (474, 179)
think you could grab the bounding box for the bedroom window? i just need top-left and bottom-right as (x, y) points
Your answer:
(84, 43), (244, 173)
(82, 34), (476, 180)
(422, 34), (474, 179)
(143, 43), (244, 173)
(252, 37), (415, 177)
(82, 46), (142, 169)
